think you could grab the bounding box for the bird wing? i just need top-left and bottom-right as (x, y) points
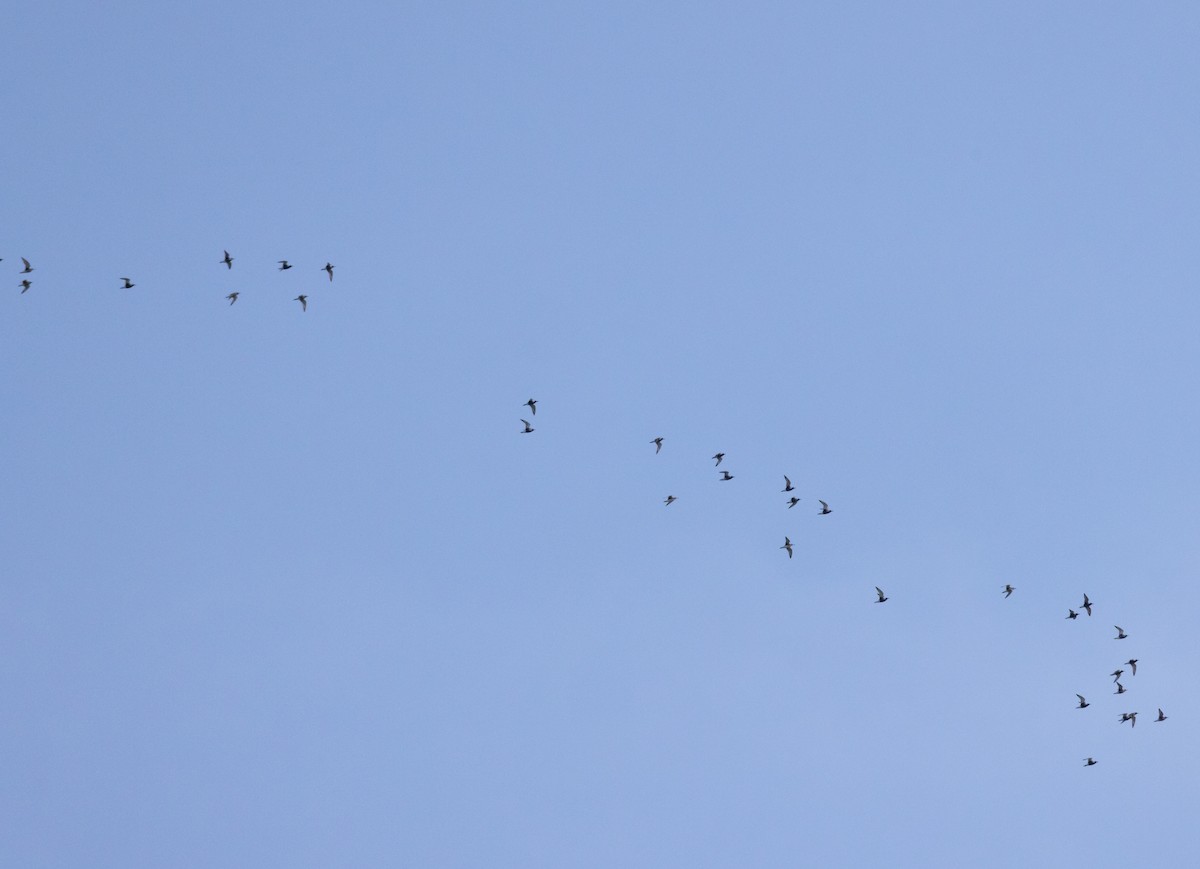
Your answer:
(21, 258), (30, 268)
(1077, 694), (1085, 702)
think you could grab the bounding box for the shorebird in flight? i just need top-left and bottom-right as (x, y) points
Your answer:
(1076, 694), (1089, 709)
(875, 586), (888, 603)
(782, 476), (794, 492)
(226, 292), (239, 305)
(278, 260), (293, 271)
(294, 294), (307, 311)
(1125, 659), (1137, 676)
(1156, 708), (1167, 722)
(524, 398), (537, 415)
(221, 250), (233, 269)
(1084, 758), (1097, 766)
(323, 262), (334, 281)
(1114, 682), (1126, 695)
(787, 497), (800, 509)
(780, 537), (793, 558)
(1003, 584), (1015, 598)
(1066, 609), (1078, 620)
(521, 419), (534, 433)
(719, 470), (734, 481)
(1119, 712), (1138, 728)
(1111, 669), (1124, 682)
(1114, 626), (1127, 640)
(651, 437), (663, 454)
(120, 278), (134, 289)
(1081, 594), (1093, 616)
(664, 495), (676, 506)
(19, 279), (31, 293)
(818, 500), (831, 515)
(712, 453), (725, 466)
(20, 257), (32, 274)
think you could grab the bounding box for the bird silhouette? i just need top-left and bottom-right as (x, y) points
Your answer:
(1125, 659), (1137, 676)
(818, 500), (831, 515)
(226, 292), (239, 305)
(520, 419), (534, 433)
(664, 495), (676, 506)
(719, 470), (734, 481)
(1111, 669), (1124, 682)
(120, 278), (134, 289)
(19, 279), (31, 293)
(323, 262), (334, 281)
(875, 586), (888, 603)
(1066, 609), (1078, 620)
(1119, 712), (1138, 728)
(1114, 626), (1127, 640)
(278, 260), (293, 270)
(1003, 584), (1015, 598)
(712, 453), (725, 466)
(1114, 682), (1126, 695)
(651, 437), (663, 454)
(294, 294), (307, 311)
(525, 398), (537, 415)
(782, 476), (794, 492)
(1156, 708), (1167, 722)
(1081, 594), (1093, 616)
(1076, 694), (1089, 709)
(781, 537), (793, 558)
(221, 250), (233, 269)
(787, 497), (800, 509)
(1084, 757), (1097, 766)
(20, 257), (32, 273)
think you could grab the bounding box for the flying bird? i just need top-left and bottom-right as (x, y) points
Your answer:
(1081, 594), (1093, 616)
(120, 278), (134, 289)
(294, 294), (307, 311)
(875, 586), (888, 603)
(719, 470), (734, 481)
(1076, 694), (1089, 709)
(524, 398), (537, 415)
(1111, 669), (1124, 682)
(781, 537), (793, 558)
(712, 453), (725, 466)
(664, 495), (676, 506)
(782, 476), (794, 492)
(1114, 626), (1127, 640)
(19, 279), (31, 293)
(20, 257), (32, 273)
(1066, 609), (1078, 620)
(323, 262), (334, 281)
(818, 500), (831, 515)
(226, 292), (239, 305)
(1114, 682), (1126, 695)
(651, 437), (663, 454)
(278, 260), (293, 270)
(221, 250), (233, 269)
(1156, 708), (1167, 722)
(787, 497), (800, 509)
(520, 419), (534, 433)
(1003, 584), (1015, 598)
(1119, 712), (1137, 728)
(1125, 659), (1137, 676)
(1084, 758), (1097, 766)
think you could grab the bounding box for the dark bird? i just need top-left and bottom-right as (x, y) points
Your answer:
(875, 586), (888, 603)
(323, 262), (334, 281)
(1114, 682), (1126, 695)
(781, 537), (793, 558)
(1111, 669), (1124, 682)
(1081, 594), (1093, 616)
(818, 500), (832, 515)
(19, 279), (31, 293)
(782, 476), (794, 492)
(651, 437), (663, 454)
(712, 453), (725, 466)
(221, 250), (234, 269)
(1156, 708), (1167, 722)
(1084, 757), (1097, 766)
(1125, 659), (1137, 676)
(120, 278), (134, 289)
(278, 260), (293, 270)
(525, 398), (537, 415)
(1076, 694), (1090, 709)
(1067, 609), (1078, 620)
(226, 292), (239, 305)
(1003, 584), (1015, 598)
(787, 497), (800, 509)
(1115, 626), (1127, 640)
(719, 470), (734, 481)
(294, 294), (307, 311)
(20, 257), (32, 273)
(521, 419), (534, 433)
(664, 495), (676, 506)
(1119, 712), (1138, 728)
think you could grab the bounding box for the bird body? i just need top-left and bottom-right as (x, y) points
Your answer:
(719, 470), (734, 481)
(120, 278), (134, 289)
(294, 294), (307, 311)
(278, 260), (292, 270)
(1003, 584), (1015, 598)
(1120, 712), (1138, 728)
(1081, 594), (1093, 616)
(1115, 682), (1126, 695)
(521, 419), (534, 433)
(1085, 758), (1097, 766)
(1067, 609), (1078, 620)
(20, 257), (32, 273)
(1076, 694), (1089, 709)
(323, 262), (334, 281)
(651, 437), (663, 454)
(19, 279), (31, 293)
(1111, 669), (1124, 681)
(712, 453), (725, 466)
(1126, 659), (1137, 676)
(221, 250), (233, 269)
(781, 537), (793, 558)
(525, 398), (537, 415)
(226, 292), (239, 305)
(664, 495), (676, 506)
(782, 476), (794, 492)
(875, 586), (888, 603)
(1156, 708), (1167, 722)
(1115, 626), (1127, 640)
(818, 500), (831, 515)
(787, 497), (800, 508)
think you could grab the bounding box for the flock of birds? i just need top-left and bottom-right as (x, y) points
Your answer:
(6, 253), (335, 310)
(522, 399), (1171, 768)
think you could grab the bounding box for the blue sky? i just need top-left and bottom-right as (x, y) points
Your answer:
(3, 2), (1198, 866)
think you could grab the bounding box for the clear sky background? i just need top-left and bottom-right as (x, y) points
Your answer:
(3, 2), (1198, 866)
